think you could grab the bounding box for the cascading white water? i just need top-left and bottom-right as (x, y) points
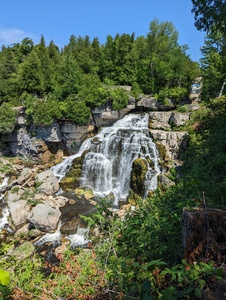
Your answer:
(67, 226), (90, 248)
(0, 176), (10, 230)
(80, 113), (160, 204)
(34, 221), (62, 247)
(0, 206), (10, 230)
(51, 138), (91, 181)
(0, 176), (9, 200)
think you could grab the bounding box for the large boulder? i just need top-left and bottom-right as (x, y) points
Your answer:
(7, 186), (33, 227)
(8, 199), (30, 227)
(35, 170), (59, 195)
(130, 158), (149, 196)
(27, 203), (61, 232)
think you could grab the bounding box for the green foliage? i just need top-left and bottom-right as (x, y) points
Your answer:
(81, 194), (221, 299)
(0, 102), (17, 134)
(0, 270), (10, 286)
(131, 82), (142, 101)
(32, 98), (62, 126)
(183, 97), (226, 206)
(157, 86), (188, 102)
(64, 94), (91, 125)
(192, 0), (226, 36)
(110, 87), (129, 110)
(0, 270), (10, 300)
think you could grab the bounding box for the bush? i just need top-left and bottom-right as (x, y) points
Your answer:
(158, 86), (188, 102)
(0, 103), (17, 134)
(32, 99), (62, 126)
(64, 94), (91, 125)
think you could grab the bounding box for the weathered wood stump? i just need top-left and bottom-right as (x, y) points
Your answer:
(182, 208), (226, 263)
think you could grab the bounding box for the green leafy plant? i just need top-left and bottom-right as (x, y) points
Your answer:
(0, 269), (10, 300)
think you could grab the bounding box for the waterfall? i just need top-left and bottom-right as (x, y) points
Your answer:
(80, 113), (160, 204)
(52, 113), (160, 203)
(51, 138), (91, 181)
(38, 113), (161, 248)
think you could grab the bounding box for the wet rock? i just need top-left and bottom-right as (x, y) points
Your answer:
(60, 154), (88, 191)
(60, 218), (80, 235)
(74, 187), (94, 200)
(130, 158), (148, 196)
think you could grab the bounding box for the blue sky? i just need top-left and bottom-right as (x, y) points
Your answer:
(0, 0), (205, 62)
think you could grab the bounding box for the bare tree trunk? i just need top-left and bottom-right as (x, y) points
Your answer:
(218, 76), (226, 97)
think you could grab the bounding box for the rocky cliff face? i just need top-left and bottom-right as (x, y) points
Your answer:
(1, 99), (199, 166)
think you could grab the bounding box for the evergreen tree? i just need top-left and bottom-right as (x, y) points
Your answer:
(0, 46), (19, 103)
(18, 49), (42, 96)
(200, 28), (226, 98)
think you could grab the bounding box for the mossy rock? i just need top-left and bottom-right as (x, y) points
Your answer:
(130, 158), (148, 196)
(127, 189), (141, 205)
(74, 186), (94, 200)
(60, 151), (89, 191)
(156, 142), (166, 160)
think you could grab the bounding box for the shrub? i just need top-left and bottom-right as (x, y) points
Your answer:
(0, 103), (17, 134)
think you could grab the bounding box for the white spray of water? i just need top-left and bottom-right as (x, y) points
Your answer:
(51, 138), (91, 182)
(0, 176), (9, 200)
(34, 221), (62, 247)
(0, 206), (10, 230)
(67, 226), (90, 248)
(0, 176), (10, 230)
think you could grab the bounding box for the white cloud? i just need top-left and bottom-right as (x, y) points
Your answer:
(0, 26), (36, 46)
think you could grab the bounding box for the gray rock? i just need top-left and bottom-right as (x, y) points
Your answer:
(149, 111), (172, 130)
(8, 199), (31, 227)
(44, 195), (69, 209)
(7, 187), (34, 227)
(158, 174), (175, 186)
(27, 203), (61, 232)
(16, 168), (33, 185)
(150, 130), (189, 162)
(35, 170), (59, 195)
(169, 112), (190, 127)
(34, 123), (62, 142)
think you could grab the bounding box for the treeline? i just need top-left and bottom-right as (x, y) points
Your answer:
(0, 19), (199, 129)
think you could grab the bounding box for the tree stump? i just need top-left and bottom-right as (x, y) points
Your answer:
(182, 208), (226, 264)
